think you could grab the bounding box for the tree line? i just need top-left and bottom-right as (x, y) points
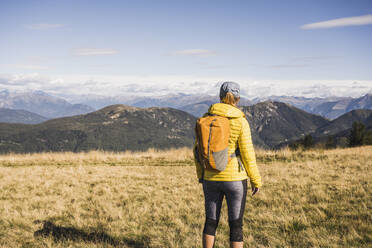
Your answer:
(289, 121), (372, 150)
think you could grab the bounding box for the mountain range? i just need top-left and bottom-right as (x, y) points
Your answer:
(0, 90), (95, 118)
(0, 100), (370, 153)
(1, 89), (371, 121)
(69, 92), (372, 119)
(1, 88), (371, 152)
(76, 92), (370, 119)
(253, 94), (372, 119)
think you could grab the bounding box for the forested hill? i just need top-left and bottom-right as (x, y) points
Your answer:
(0, 105), (196, 153)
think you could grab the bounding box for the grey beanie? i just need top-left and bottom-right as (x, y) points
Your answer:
(219, 81), (240, 99)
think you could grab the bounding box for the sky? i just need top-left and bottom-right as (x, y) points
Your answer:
(0, 0), (372, 98)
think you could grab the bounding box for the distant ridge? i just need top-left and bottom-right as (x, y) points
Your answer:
(0, 108), (48, 124)
(286, 109), (372, 148)
(76, 93), (217, 109)
(179, 100), (216, 118)
(179, 98), (253, 117)
(314, 109), (372, 137)
(126, 93), (372, 119)
(48, 91), (372, 119)
(0, 89), (95, 118)
(260, 94), (372, 119)
(241, 101), (330, 148)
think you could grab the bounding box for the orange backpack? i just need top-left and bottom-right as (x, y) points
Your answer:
(195, 114), (232, 174)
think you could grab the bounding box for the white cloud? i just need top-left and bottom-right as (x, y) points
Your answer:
(301, 14), (372, 29)
(173, 49), (216, 56)
(25, 23), (64, 30)
(0, 73), (371, 99)
(14, 64), (49, 70)
(73, 48), (119, 56)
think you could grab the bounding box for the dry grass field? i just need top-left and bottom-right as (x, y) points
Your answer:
(0, 146), (371, 247)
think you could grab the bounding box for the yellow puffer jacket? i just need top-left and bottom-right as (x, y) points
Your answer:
(194, 103), (262, 188)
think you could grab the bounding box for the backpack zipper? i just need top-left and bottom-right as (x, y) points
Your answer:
(207, 118), (217, 165)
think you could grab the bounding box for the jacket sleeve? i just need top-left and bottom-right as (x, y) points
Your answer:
(193, 140), (203, 180)
(238, 117), (262, 188)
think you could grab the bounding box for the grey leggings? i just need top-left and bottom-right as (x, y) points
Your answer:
(202, 179), (247, 241)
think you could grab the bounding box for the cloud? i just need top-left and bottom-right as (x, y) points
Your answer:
(25, 23), (64, 30)
(0, 73), (49, 87)
(173, 49), (216, 56)
(0, 64), (49, 70)
(0, 73), (371, 99)
(301, 14), (372, 29)
(14, 64), (49, 70)
(73, 48), (119, 56)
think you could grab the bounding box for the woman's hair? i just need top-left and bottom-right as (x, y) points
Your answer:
(220, 92), (240, 106)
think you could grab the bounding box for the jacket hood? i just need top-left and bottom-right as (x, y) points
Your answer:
(208, 103), (244, 118)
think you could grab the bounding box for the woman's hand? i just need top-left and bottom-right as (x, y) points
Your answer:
(251, 186), (259, 196)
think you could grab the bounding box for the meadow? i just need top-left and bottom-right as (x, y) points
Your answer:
(0, 146), (371, 247)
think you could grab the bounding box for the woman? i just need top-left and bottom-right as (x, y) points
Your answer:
(194, 82), (262, 248)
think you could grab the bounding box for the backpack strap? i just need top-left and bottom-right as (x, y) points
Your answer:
(194, 144), (205, 183)
(198, 163), (205, 183)
(230, 148), (244, 171)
